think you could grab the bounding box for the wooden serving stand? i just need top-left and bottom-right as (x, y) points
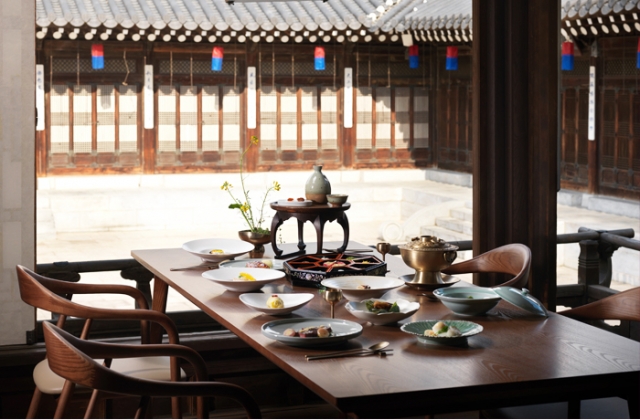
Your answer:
(269, 202), (350, 259)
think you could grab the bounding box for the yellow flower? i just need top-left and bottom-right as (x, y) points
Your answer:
(273, 181), (281, 191)
(240, 203), (250, 213)
(250, 135), (259, 146)
(221, 181), (233, 191)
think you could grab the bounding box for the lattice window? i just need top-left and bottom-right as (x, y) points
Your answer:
(119, 85), (138, 153)
(222, 86), (241, 152)
(53, 58), (136, 74)
(202, 86), (219, 152)
(259, 86), (278, 150)
(356, 87), (373, 149)
(73, 85), (92, 154)
(321, 87), (338, 150)
(50, 84), (70, 154)
(261, 60), (336, 76)
(158, 86), (177, 152)
(281, 86), (297, 150)
(160, 59), (240, 75)
(395, 87), (410, 149)
(414, 87), (429, 149)
(375, 87), (391, 149)
(96, 85), (115, 153)
(300, 87), (317, 150)
(180, 86), (198, 152)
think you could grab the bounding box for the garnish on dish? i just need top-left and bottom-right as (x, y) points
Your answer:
(245, 259), (273, 269)
(424, 321), (462, 338)
(237, 272), (256, 281)
(357, 284), (371, 290)
(210, 249), (224, 254)
(323, 261), (346, 268)
(283, 325), (332, 338)
(365, 300), (400, 314)
(266, 294), (284, 309)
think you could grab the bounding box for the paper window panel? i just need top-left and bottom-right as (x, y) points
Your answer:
(356, 87), (373, 149)
(414, 88), (429, 149)
(50, 85), (70, 153)
(180, 86), (198, 152)
(375, 88), (391, 149)
(96, 85), (115, 153)
(158, 86), (177, 152)
(259, 87), (278, 150)
(222, 86), (240, 152)
(395, 88), (410, 149)
(202, 86), (219, 151)
(300, 87), (318, 150)
(73, 85), (93, 154)
(280, 87), (297, 150)
(321, 87), (338, 150)
(119, 85), (138, 153)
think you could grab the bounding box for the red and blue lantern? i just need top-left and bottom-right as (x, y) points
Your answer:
(409, 45), (419, 69)
(211, 46), (223, 72)
(445, 46), (458, 71)
(91, 44), (104, 70)
(314, 46), (325, 71)
(636, 37), (639, 70)
(561, 41), (574, 71)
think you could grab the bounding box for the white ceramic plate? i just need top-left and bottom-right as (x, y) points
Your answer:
(345, 298), (420, 325)
(320, 276), (404, 301)
(274, 199), (313, 207)
(202, 267), (285, 292)
(182, 238), (254, 263)
(261, 317), (363, 347)
(401, 320), (483, 346)
(239, 293), (314, 315)
(219, 258), (284, 271)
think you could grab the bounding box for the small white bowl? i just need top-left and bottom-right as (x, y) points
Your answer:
(202, 267), (285, 292)
(320, 276), (404, 301)
(345, 298), (420, 325)
(183, 238), (254, 263)
(433, 287), (502, 316)
(239, 293), (314, 315)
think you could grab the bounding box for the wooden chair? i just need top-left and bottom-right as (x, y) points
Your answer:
(42, 322), (261, 418)
(441, 243), (531, 288)
(17, 264), (183, 419)
(487, 287), (640, 419)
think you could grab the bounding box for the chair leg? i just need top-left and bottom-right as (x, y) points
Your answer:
(135, 396), (151, 419)
(172, 396), (182, 419)
(84, 389), (100, 419)
(53, 380), (76, 419)
(26, 387), (42, 419)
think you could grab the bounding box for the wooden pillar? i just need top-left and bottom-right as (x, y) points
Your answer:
(472, 0), (558, 310)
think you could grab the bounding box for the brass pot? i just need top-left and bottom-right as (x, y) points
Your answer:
(238, 230), (272, 258)
(398, 236), (458, 285)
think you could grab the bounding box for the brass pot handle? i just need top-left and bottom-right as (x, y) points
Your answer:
(443, 250), (457, 264)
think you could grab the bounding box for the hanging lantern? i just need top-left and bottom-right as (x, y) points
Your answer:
(91, 44), (104, 70)
(409, 45), (419, 69)
(314, 46), (325, 71)
(211, 47), (224, 72)
(561, 41), (574, 71)
(636, 37), (639, 70)
(445, 46), (458, 71)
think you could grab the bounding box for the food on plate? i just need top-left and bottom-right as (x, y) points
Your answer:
(286, 197), (306, 202)
(323, 261), (346, 268)
(365, 300), (400, 314)
(357, 284), (371, 290)
(287, 197), (294, 201)
(237, 272), (256, 281)
(282, 325), (332, 338)
(266, 294), (284, 309)
(246, 259), (273, 269)
(209, 249), (224, 254)
(424, 321), (462, 338)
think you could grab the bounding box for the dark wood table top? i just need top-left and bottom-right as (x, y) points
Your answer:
(270, 202), (350, 214)
(132, 242), (640, 417)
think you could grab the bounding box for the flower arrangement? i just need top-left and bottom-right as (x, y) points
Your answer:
(221, 136), (280, 234)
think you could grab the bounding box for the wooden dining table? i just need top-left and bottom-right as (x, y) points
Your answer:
(132, 241), (640, 418)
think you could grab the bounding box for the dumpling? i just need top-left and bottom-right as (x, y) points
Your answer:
(432, 321), (448, 335)
(442, 325), (461, 337)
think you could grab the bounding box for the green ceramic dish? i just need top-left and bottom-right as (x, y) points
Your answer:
(401, 320), (483, 346)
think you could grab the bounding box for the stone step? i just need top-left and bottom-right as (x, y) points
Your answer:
(435, 216), (473, 236)
(450, 206), (473, 222)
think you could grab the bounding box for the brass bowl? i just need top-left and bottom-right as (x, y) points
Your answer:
(398, 236), (458, 285)
(238, 230), (272, 258)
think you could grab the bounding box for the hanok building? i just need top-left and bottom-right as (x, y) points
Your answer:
(35, 0), (640, 199)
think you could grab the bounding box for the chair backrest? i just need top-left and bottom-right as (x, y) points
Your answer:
(441, 243), (532, 288)
(558, 287), (640, 322)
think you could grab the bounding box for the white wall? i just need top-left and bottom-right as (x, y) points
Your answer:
(0, 1), (36, 345)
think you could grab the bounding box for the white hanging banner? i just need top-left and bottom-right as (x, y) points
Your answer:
(247, 66), (256, 129)
(588, 65), (596, 141)
(36, 64), (45, 131)
(344, 67), (353, 128)
(144, 64), (154, 129)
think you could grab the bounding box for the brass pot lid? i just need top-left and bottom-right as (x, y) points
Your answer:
(492, 287), (549, 317)
(399, 235), (458, 252)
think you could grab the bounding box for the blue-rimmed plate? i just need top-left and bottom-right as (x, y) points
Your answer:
(261, 318), (363, 347)
(401, 320), (483, 346)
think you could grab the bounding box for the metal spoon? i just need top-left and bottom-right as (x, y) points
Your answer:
(306, 341), (390, 360)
